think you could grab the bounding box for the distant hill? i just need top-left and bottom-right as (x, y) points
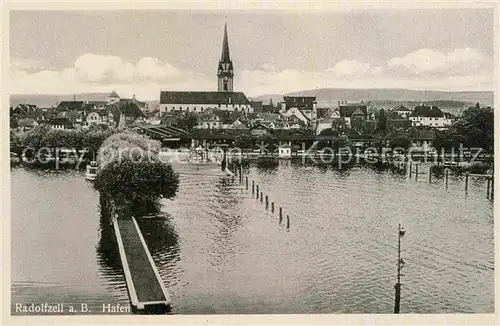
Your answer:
(250, 88), (493, 110)
(10, 93), (109, 108)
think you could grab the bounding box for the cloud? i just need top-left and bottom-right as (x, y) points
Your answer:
(327, 60), (371, 76)
(8, 53), (213, 99)
(72, 53), (183, 83)
(9, 49), (493, 100)
(387, 48), (486, 74)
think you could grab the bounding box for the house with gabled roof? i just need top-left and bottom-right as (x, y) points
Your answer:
(224, 117), (249, 130)
(56, 101), (84, 111)
(392, 104), (411, 118)
(410, 105), (452, 129)
(110, 102), (146, 129)
(197, 113), (223, 129)
(107, 90), (120, 104)
(17, 118), (39, 131)
(42, 117), (74, 130)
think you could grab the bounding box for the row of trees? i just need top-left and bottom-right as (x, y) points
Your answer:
(94, 130), (180, 216)
(11, 124), (115, 156)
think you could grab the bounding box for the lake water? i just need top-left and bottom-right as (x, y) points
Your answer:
(10, 160), (494, 314)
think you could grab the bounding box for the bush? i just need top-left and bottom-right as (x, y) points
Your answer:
(94, 131), (179, 217)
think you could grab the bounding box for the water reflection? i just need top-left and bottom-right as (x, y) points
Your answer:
(207, 177), (245, 270)
(96, 205), (126, 292)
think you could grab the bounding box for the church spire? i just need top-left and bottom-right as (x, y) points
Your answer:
(221, 21), (231, 63)
(217, 20), (234, 92)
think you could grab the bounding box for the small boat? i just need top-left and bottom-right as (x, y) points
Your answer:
(85, 161), (98, 181)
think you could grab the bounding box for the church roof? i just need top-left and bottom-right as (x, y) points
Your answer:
(109, 90), (120, 98)
(160, 91), (250, 105)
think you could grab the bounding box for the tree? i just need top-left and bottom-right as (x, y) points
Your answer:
(234, 134), (254, 149)
(175, 112), (199, 131)
(452, 106), (493, 151)
(389, 136), (411, 150)
(376, 108), (388, 134)
(94, 131), (179, 216)
(10, 117), (18, 129)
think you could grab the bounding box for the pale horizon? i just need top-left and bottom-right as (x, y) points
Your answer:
(9, 9), (495, 101)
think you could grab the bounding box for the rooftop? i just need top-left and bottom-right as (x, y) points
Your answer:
(160, 91), (250, 105)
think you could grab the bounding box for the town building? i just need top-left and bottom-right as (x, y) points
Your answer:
(56, 101), (84, 111)
(280, 96), (317, 121)
(391, 104), (411, 119)
(409, 105), (452, 128)
(42, 118), (74, 130)
(159, 22), (253, 115)
(316, 118), (333, 135)
(338, 101), (369, 120)
(17, 118), (39, 132)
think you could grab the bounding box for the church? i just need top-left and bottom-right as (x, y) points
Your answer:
(159, 23), (253, 115)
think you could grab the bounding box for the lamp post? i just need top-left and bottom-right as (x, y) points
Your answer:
(394, 224), (406, 314)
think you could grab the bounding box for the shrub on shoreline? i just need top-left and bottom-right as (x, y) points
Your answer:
(94, 130), (180, 217)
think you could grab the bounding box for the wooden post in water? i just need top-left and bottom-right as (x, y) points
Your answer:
(429, 166), (432, 183)
(445, 169), (449, 188)
(260, 192), (263, 203)
(415, 164), (418, 181)
(409, 161), (412, 178)
(265, 195), (268, 209)
(271, 202), (274, 213)
(394, 224), (406, 314)
(252, 180), (255, 195)
(256, 185), (259, 199)
(279, 207), (283, 223)
(491, 175), (494, 199)
(286, 215), (290, 230)
(465, 172), (469, 192)
(246, 177), (248, 190)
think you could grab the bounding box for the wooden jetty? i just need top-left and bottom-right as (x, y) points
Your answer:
(112, 215), (172, 314)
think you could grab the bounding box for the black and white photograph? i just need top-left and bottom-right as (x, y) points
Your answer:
(3, 1), (497, 322)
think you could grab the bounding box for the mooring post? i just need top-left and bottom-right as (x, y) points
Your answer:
(491, 174), (494, 199)
(429, 166), (432, 183)
(394, 224), (406, 314)
(246, 177), (248, 190)
(260, 192), (263, 203)
(252, 180), (255, 195)
(445, 168), (449, 188)
(415, 164), (418, 181)
(279, 206), (283, 221)
(256, 185), (259, 199)
(271, 202), (274, 213)
(286, 215), (290, 230)
(409, 161), (412, 178)
(465, 172), (469, 192)
(265, 195), (268, 208)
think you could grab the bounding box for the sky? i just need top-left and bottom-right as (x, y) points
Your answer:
(9, 9), (495, 100)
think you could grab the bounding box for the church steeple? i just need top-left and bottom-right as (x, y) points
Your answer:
(221, 22), (231, 62)
(217, 20), (234, 92)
